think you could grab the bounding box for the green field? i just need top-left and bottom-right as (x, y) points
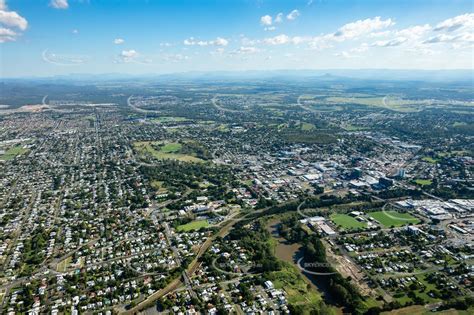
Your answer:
(267, 263), (335, 313)
(133, 141), (203, 163)
(414, 179), (433, 186)
(160, 142), (182, 153)
(176, 220), (209, 232)
(300, 122), (316, 131)
(152, 116), (189, 123)
(422, 157), (438, 164)
(330, 213), (366, 230)
(0, 145), (28, 161)
(368, 211), (420, 227)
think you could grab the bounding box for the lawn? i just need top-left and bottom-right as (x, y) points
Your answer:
(56, 257), (72, 272)
(160, 142), (182, 153)
(152, 116), (189, 123)
(0, 145), (28, 161)
(330, 213), (366, 230)
(300, 122), (316, 131)
(176, 220), (209, 232)
(414, 179), (433, 186)
(422, 156), (438, 164)
(133, 141), (203, 163)
(267, 263), (328, 310)
(368, 211), (420, 227)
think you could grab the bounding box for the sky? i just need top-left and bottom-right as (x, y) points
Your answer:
(0, 0), (473, 77)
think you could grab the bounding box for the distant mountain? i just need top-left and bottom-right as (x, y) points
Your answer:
(2, 69), (473, 83)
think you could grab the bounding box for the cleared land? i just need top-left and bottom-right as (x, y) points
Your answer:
(414, 179), (433, 186)
(330, 213), (366, 230)
(368, 211), (420, 227)
(0, 145), (28, 160)
(152, 116), (189, 123)
(133, 141), (203, 163)
(176, 220), (209, 232)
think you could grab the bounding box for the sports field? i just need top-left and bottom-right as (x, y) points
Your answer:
(0, 145), (28, 161)
(330, 213), (366, 230)
(176, 220), (209, 232)
(133, 141), (203, 162)
(368, 211), (420, 227)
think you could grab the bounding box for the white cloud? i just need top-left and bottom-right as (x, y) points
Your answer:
(50, 0), (69, 9)
(396, 24), (431, 39)
(0, 1), (28, 43)
(334, 51), (354, 59)
(121, 49), (138, 58)
(275, 13), (283, 24)
(291, 36), (311, 45)
(0, 9), (28, 30)
(434, 13), (474, 32)
(160, 42), (172, 47)
(114, 38), (124, 44)
(237, 46), (259, 54)
(183, 37), (195, 45)
(333, 16), (394, 40)
(263, 34), (290, 45)
(260, 15), (272, 26)
(210, 47), (225, 55)
(371, 37), (407, 47)
(287, 9), (300, 21)
(42, 49), (90, 66)
(350, 44), (369, 53)
(264, 26), (276, 31)
(183, 37), (228, 46)
(0, 26), (16, 42)
(213, 37), (228, 46)
(423, 32), (474, 44)
(162, 53), (189, 62)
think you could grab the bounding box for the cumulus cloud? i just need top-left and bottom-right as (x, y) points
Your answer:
(0, 26), (15, 42)
(213, 37), (229, 46)
(0, 9), (27, 30)
(333, 16), (394, 40)
(50, 0), (69, 9)
(236, 46), (259, 54)
(0, 1), (28, 43)
(434, 13), (474, 32)
(260, 15), (272, 26)
(114, 38), (124, 44)
(423, 32), (474, 44)
(121, 49), (138, 58)
(371, 37), (408, 47)
(287, 9), (300, 21)
(396, 24), (431, 39)
(275, 13), (283, 24)
(183, 37), (228, 46)
(263, 34), (290, 45)
(162, 53), (189, 62)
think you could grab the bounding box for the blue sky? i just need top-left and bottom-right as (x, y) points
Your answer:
(0, 0), (473, 77)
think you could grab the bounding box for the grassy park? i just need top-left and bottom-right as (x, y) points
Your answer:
(368, 211), (420, 227)
(330, 213), (366, 230)
(176, 220), (209, 232)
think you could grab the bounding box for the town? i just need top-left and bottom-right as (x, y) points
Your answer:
(0, 78), (473, 315)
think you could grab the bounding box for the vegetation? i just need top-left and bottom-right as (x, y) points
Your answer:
(176, 219), (209, 232)
(0, 145), (28, 160)
(368, 211), (420, 227)
(330, 213), (366, 230)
